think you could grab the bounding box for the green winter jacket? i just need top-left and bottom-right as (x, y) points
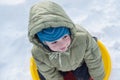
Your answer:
(28, 1), (105, 80)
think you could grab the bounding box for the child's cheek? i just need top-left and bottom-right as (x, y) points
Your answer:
(66, 37), (71, 43)
(50, 45), (58, 50)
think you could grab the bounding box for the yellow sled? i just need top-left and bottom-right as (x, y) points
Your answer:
(30, 40), (112, 80)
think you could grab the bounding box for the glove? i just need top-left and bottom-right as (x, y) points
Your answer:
(64, 71), (76, 80)
(89, 77), (93, 80)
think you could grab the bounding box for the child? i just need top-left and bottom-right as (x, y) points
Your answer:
(28, 1), (105, 80)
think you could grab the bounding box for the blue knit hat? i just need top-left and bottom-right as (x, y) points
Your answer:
(37, 27), (70, 43)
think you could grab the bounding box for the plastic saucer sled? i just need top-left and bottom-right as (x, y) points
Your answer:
(30, 40), (112, 80)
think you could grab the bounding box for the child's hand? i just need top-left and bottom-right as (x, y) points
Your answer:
(64, 71), (76, 80)
(89, 77), (93, 80)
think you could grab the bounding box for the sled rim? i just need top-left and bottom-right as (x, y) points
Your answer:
(30, 57), (40, 80)
(97, 40), (111, 80)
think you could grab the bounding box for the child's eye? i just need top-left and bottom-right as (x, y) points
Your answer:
(63, 35), (68, 39)
(51, 41), (57, 44)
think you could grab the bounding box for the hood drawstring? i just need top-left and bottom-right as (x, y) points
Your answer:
(59, 53), (62, 67)
(49, 52), (70, 67)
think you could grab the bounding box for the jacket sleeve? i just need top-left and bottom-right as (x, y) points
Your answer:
(32, 46), (64, 80)
(84, 34), (105, 80)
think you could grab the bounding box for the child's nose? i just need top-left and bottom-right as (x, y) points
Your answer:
(58, 41), (65, 46)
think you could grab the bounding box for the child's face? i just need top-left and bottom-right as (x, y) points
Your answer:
(45, 34), (71, 52)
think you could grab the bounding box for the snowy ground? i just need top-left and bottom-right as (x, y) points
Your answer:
(0, 0), (120, 80)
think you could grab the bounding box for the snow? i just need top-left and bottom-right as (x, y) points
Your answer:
(0, 0), (120, 80)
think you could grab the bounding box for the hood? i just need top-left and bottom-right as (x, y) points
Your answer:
(28, 1), (77, 51)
